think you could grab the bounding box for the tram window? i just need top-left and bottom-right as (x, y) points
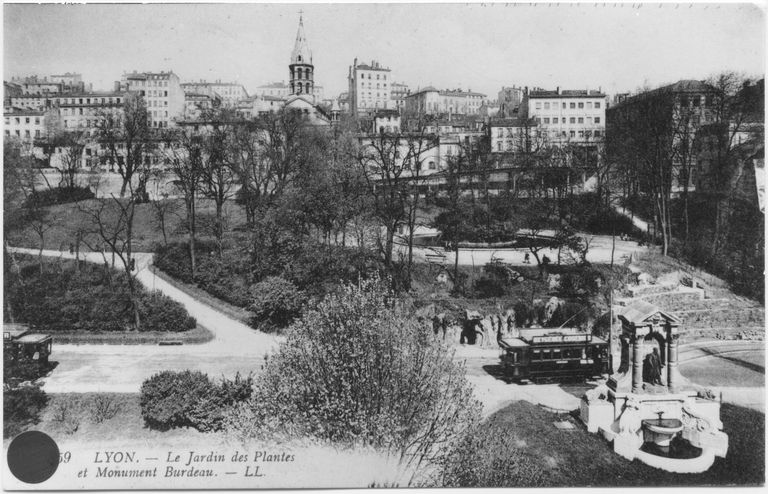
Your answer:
(532, 349), (541, 360)
(542, 350), (551, 360)
(552, 349), (562, 359)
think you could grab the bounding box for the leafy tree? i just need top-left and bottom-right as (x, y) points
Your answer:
(226, 277), (481, 484)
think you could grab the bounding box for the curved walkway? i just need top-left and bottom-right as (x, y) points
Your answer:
(8, 247), (280, 393)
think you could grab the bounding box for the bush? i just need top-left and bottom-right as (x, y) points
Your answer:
(4, 385), (48, 438)
(4, 254), (195, 333)
(473, 276), (506, 298)
(22, 186), (95, 208)
(139, 293), (196, 332)
(140, 370), (252, 432)
(226, 277), (481, 482)
(248, 277), (304, 330)
(88, 395), (121, 423)
(438, 423), (546, 487)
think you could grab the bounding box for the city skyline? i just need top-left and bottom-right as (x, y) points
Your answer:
(4, 2), (765, 99)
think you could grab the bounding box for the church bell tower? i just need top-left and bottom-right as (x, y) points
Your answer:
(289, 13), (314, 101)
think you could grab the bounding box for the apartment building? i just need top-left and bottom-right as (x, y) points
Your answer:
(527, 88), (606, 145)
(120, 71), (184, 128)
(404, 87), (487, 116)
(181, 80), (248, 108)
(348, 59), (393, 117)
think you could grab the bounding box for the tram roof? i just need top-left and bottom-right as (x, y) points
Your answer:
(15, 333), (51, 344)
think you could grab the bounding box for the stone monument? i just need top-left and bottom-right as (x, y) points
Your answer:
(580, 300), (728, 473)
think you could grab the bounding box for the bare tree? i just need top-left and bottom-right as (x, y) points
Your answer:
(161, 128), (203, 279)
(96, 92), (153, 198)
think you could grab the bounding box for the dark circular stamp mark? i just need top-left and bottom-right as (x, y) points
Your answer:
(7, 430), (59, 484)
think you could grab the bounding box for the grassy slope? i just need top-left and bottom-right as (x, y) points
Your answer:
(483, 400), (764, 487)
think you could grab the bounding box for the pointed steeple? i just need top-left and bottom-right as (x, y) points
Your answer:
(291, 14), (312, 65)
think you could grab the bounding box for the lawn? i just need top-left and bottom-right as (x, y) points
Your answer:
(3, 393), (215, 444)
(476, 400), (764, 487)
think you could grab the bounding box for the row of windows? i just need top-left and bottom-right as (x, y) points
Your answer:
(360, 82), (388, 90)
(148, 100), (168, 108)
(147, 90), (169, 97)
(359, 72), (387, 81)
(55, 97), (123, 105)
(538, 116), (601, 125)
(5, 129), (40, 138)
(494, 129), (602, 149)
(134, 79), (169, 87)
(534, 101), (602, 110)
(6, 117), (42, 125)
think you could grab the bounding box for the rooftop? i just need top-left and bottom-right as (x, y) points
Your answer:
(529, 89), (606, 99)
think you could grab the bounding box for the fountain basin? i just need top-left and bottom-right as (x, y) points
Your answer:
(642, 418), (684, 447)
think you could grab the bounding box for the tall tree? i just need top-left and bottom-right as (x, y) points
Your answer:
(161, 128), (204, 279)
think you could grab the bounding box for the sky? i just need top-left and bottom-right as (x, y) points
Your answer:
(3, 2), (765, 100)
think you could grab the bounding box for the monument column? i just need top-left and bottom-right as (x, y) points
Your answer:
(667, 330), (679, 393)
(631, 330), (644, 393)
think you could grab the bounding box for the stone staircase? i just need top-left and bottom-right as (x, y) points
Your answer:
(615, 268), (765, 342)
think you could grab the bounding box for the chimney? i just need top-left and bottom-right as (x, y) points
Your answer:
(556, 86), (560, 95)
(114, 81), (120, 92)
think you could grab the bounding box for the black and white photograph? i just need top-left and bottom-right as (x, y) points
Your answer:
(2, 1), (765, 489)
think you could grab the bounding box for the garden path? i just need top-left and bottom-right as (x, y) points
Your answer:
(8, 247), (280, 393)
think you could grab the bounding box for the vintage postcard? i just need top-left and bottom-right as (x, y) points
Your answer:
(2, 1), (765, 489)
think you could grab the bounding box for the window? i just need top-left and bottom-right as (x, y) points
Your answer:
(535, 102), (542, 109)
(570, 117), (576, 124)
(553, 117), (558, 124)
(594, 102), (601, 109)
(24, 130), (30, 138)
(14, 118), (19, 124)
(587, 102), (592, 109)
(428, 161), (436, 170)
(578, 117), (584, 124)
(25, 117), (30, 124)
(543, 117), (550, 124)
(578, 130), (584, 137)
(594, 117), (601, 124)
(544, 102), (550, 109)
(570, 102), (575, 109)
(570, 130), (575, 138)
(562, 102), (566, 109)
(578, 102), (584, 109)
(497, 141), (502, 151)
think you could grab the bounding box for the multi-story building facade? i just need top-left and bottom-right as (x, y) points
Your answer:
(120, 71), (184, 128)
(607, 79), (717, 190)
(498, 86), (525, 117)
(4, 108), (46, 142)
(348, 59), (392, 117)
(527, 88), (606, 146)
(181, 80), (248, 108)
(49, 92), (127, 135)
(390, 82), (410, 111)
(183, 92), (222, 120)
(404, 87), (487, 117)
(10, 74), (86, 95)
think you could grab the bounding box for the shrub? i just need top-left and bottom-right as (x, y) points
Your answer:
(248, 277), (304, 330)
(88, 395), (121, 424)
(140, 371), (252, 432)
(50, 398), (81, 435)
(438, 423), (545, 487)
(226, 277), (481, 482)
(473, 276), (506, 298)
(4, 254), (195, 333)
(22, 186), (95, 208)
(3, 385), (48, 438)
(139, 293), (196, 332)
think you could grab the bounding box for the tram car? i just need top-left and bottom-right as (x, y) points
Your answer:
(3, 323), (52, 364)
(499, 327), (609, 382)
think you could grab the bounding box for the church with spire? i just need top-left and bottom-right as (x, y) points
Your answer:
(284, 13), (330, 125)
